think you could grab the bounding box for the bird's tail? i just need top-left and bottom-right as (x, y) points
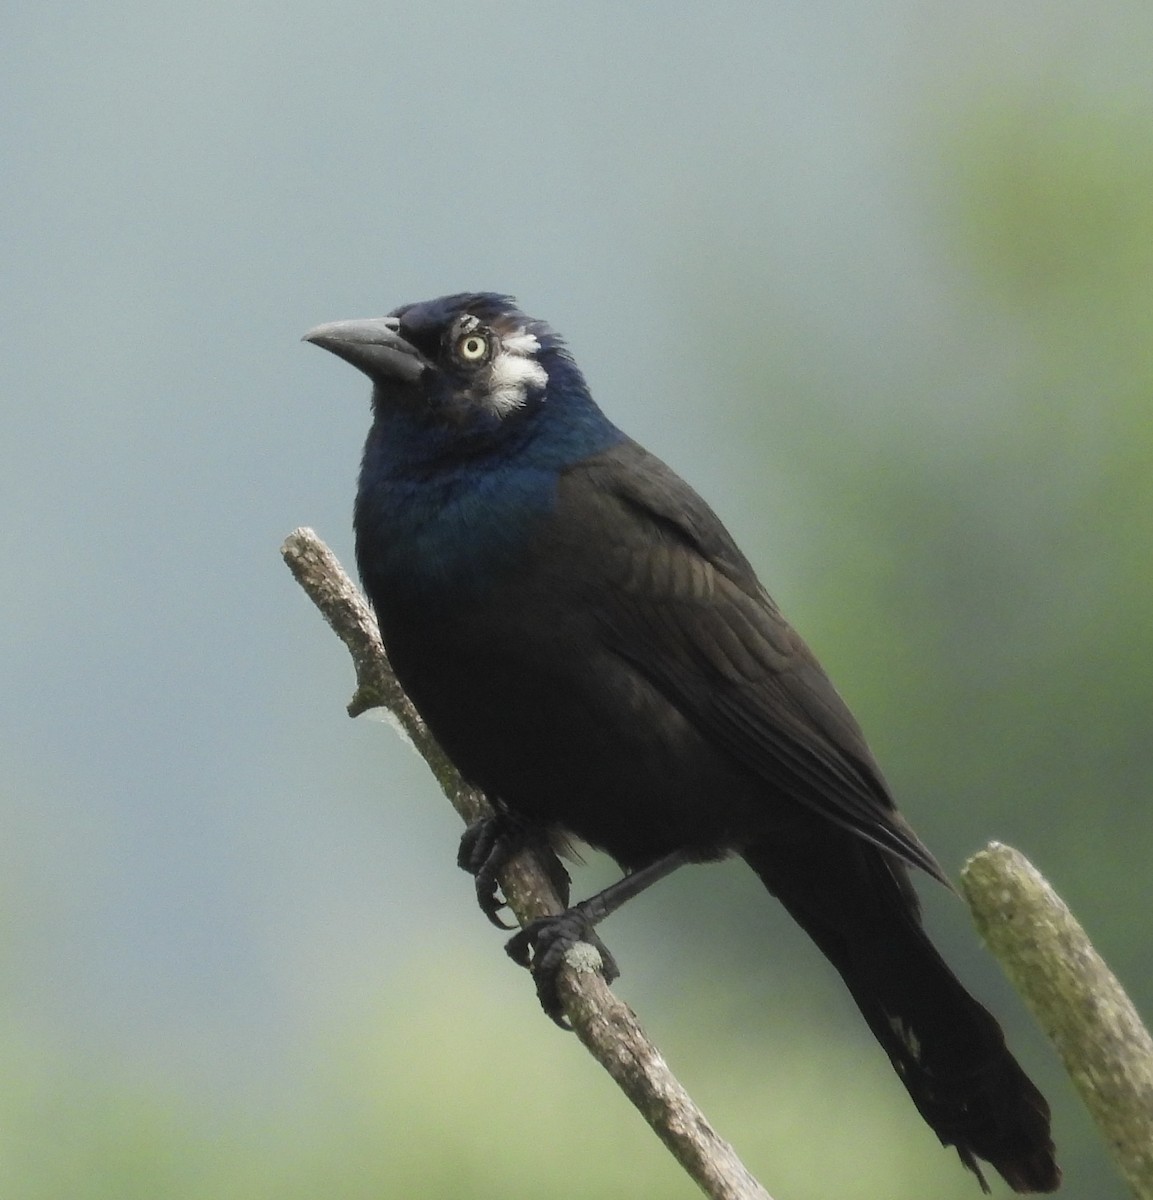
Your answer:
(743, 836), (1059, 1194)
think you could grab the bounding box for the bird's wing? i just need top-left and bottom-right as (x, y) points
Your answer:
(560, 439), (947, 883)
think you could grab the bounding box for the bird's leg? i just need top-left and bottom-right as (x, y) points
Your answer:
(457, 809), (571, 929)
(506, 849), (692, 1026)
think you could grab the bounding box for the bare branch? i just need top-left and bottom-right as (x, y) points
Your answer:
(281, 526), (772, 1200)
(962, 842), (1153, 1199)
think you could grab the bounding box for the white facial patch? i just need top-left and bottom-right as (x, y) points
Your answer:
(486, 329), (547, 416)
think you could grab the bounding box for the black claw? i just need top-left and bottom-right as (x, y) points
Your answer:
(456, 813), (503, 874)
(504, 910), (620, 1026)
(475, 860), (516, 931)
(457, 813), (572, 929)
(458, 813), (520, 928)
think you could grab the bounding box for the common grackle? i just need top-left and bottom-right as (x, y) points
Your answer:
(305, 293), (1059, 1193)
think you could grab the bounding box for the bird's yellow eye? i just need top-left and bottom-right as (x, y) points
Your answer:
(457, 332), (489, 362)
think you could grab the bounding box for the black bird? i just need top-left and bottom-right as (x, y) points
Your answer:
(305, 293), (1059, 1193)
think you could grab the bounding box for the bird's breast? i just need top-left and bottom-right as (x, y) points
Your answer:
(355, 459), (558, 611)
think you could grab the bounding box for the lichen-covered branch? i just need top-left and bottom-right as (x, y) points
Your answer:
(281, 526), (772, 1200)
(962, 842), (1153, 1199)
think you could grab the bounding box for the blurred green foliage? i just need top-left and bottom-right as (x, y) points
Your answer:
(0, 945), (995, 1199)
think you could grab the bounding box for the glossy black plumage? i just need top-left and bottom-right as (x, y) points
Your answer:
(305, 293), (1059, 1193)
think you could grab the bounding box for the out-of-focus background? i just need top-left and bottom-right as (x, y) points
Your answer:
(3, 3), (1150, 1196)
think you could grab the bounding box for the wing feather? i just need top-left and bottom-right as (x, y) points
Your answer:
(561, 440), (947, 883)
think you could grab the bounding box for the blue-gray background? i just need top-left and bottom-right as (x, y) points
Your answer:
(4, 4), (1151, 1196)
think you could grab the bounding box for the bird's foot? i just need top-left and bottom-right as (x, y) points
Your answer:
(457, 812), (520, 928)
(457, 812), (571, 929)
(505, 909), (620, 1027)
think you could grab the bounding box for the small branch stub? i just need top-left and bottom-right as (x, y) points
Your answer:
(281, 526), (772, 1200)
(962, 842), (1153, 1199)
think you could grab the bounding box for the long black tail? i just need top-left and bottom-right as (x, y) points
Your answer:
(743, 835), (1059, 1193)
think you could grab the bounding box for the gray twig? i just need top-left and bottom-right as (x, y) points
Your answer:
(962, 842), (1153, 1199)
(282, 525), (771, 1200)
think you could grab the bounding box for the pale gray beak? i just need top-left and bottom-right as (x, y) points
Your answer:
(303, 316), (427, 385)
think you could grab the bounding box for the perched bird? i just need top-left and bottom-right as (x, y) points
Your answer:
(305, 293), (1059, 1193)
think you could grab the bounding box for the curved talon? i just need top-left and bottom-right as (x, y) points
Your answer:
(458, 814), (519, 927)
(504, 918), (543, 969)
(458, 813), (570, 929)
(477, 881), (516, 930)
(504, 910), (620, 1025)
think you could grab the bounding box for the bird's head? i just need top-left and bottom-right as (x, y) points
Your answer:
(304, 293), (591, 438)
(308, 294), (624, 601)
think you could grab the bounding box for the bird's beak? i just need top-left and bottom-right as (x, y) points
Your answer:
(302, 317), (427, 385)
